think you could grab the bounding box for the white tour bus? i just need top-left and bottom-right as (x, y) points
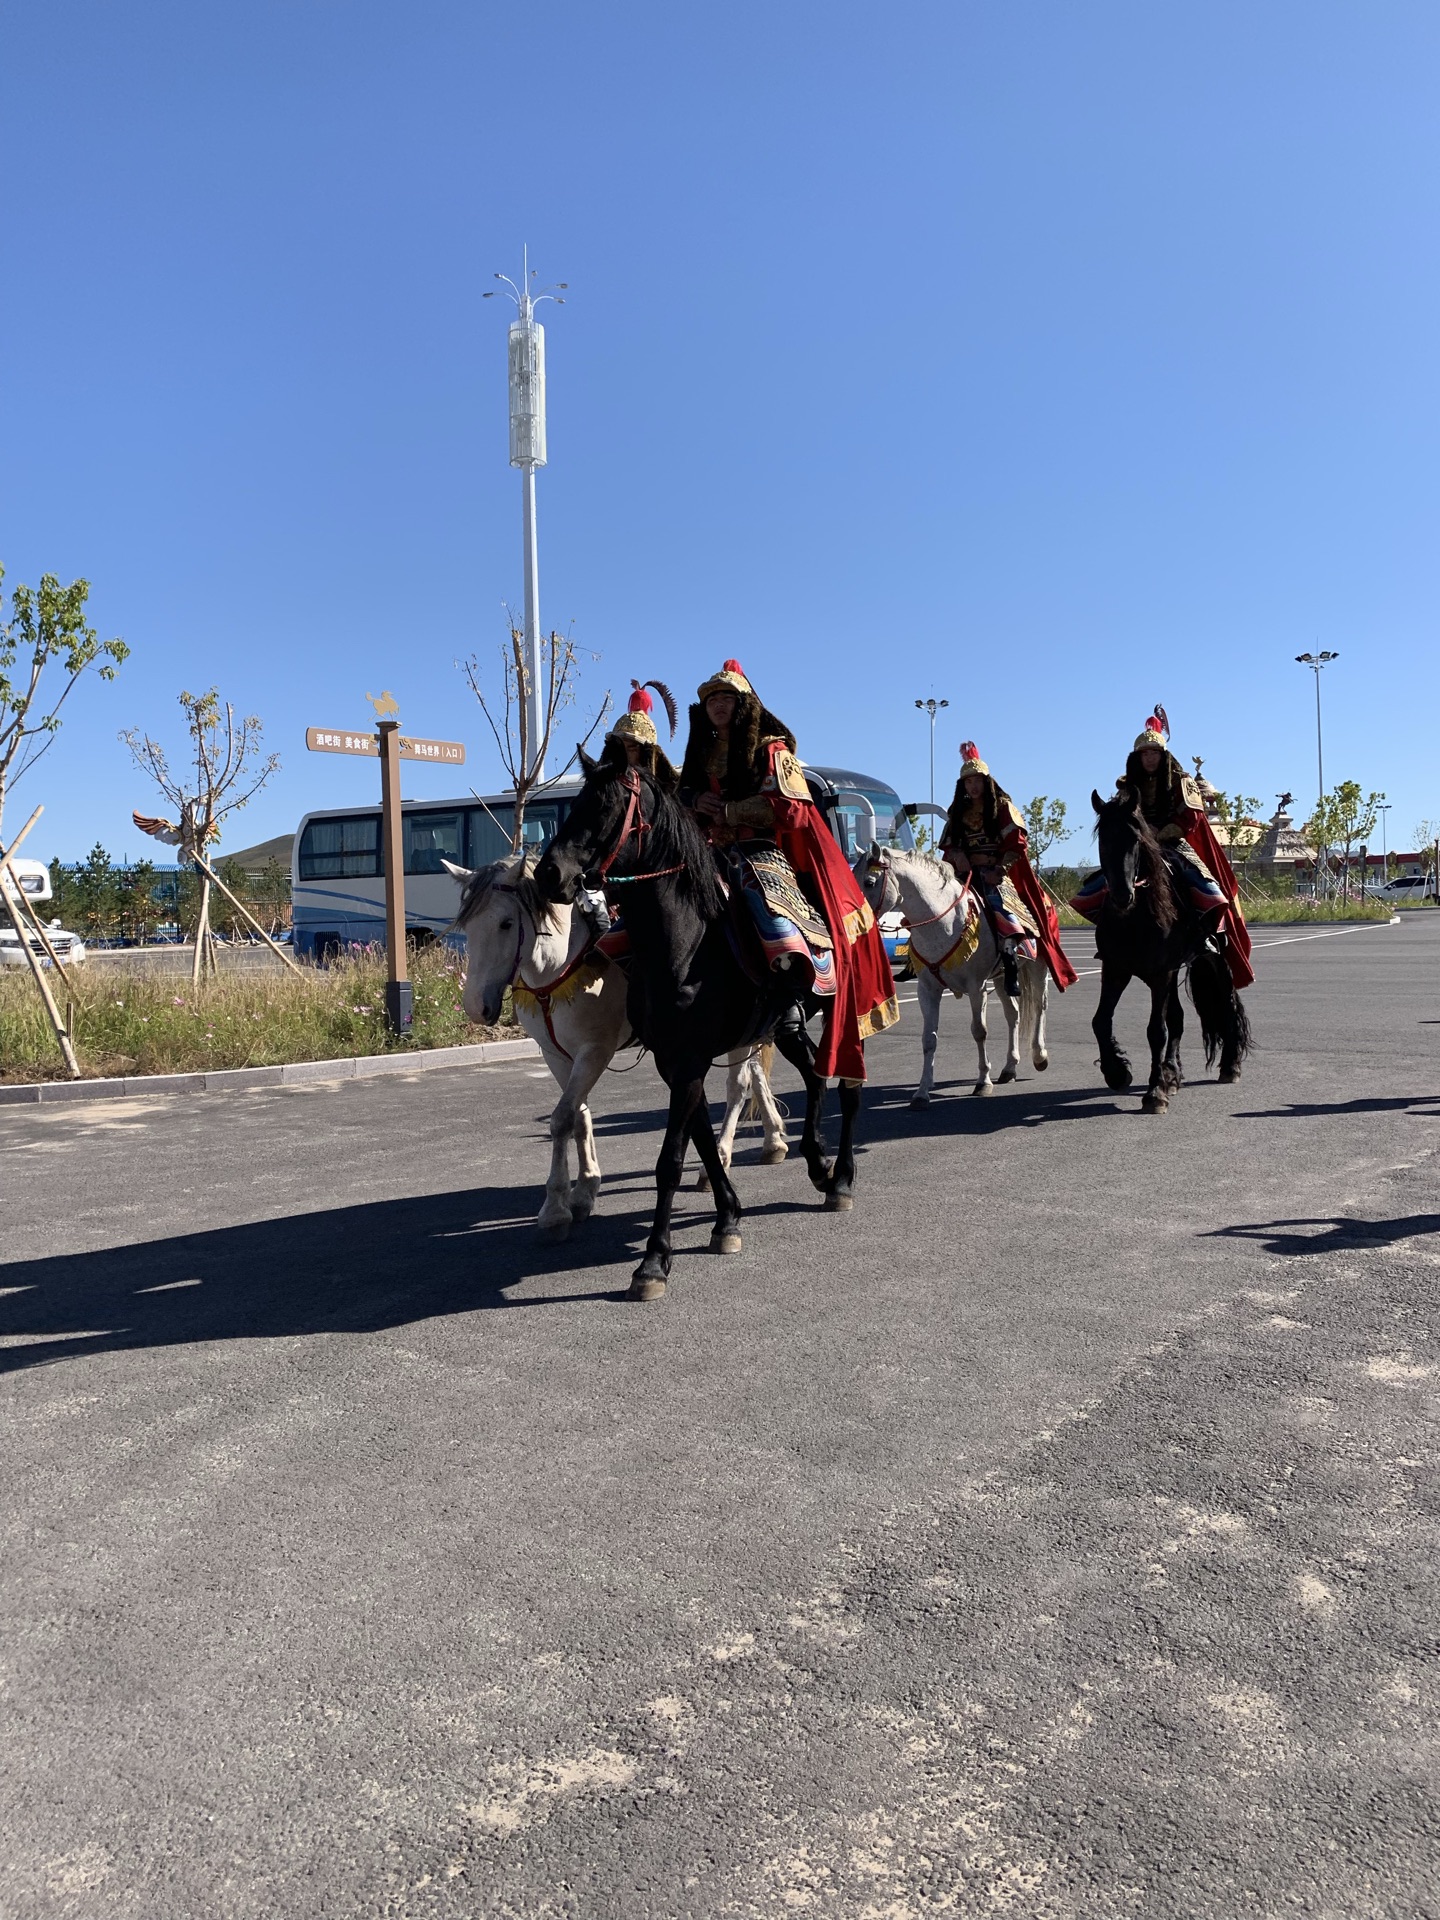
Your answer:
(290, 766), (915, 961)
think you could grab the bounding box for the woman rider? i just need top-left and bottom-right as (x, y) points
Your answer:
(677, 659), (898, 1081)
(1070, 715), (1254, 988)
(939, 742), (1077, 996)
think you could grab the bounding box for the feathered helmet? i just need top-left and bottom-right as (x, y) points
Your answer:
(608, 678), (678, 749)
(958, 740), (990, 778)
(1133, 705), (1170, 753)
(697, 658), (755, 701)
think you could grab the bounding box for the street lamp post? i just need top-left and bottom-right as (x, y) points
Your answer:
(1378, 800), (1391, 884)
(1295, 650), (1339, 894)
(914, 697), (949, 822)
(485, 248), (567, 782)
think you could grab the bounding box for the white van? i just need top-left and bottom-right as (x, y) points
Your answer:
(0, 858), (88, 966)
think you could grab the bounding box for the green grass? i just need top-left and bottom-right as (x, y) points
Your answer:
(0, 945), (516, 1083)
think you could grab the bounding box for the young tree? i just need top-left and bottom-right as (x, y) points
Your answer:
(72, 842), (120, 939)
(461, 617), (610, 851)
(1304, 782), (1381, 898)
(122, 688), (281, 981)
(0, 568), (128, 838)
(1022, 795), (1069, 867)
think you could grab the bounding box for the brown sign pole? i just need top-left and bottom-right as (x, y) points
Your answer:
(377, 720), (412, 1035)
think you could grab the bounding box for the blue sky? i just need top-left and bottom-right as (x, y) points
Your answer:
(4, 0), (1437, 863)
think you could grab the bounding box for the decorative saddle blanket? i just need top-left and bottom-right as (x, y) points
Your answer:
(725, 846), (837, 998)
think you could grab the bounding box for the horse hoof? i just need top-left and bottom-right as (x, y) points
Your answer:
(972, 1081), (994, 1098)
(1033, 1053), (1049, 1072)
(1104, 1068), (1133, 1091)
(538, 1217), (572, 1242)
(761, 1147), (788, 1165)
(695, 1173), (712, 1194)
(1141, 1094), (1168, 1115)
(627, 1276), (667, 1302)
(823, 1194), (854, 1212)
(709, 1229), (743, 1255)
(1219, 1067), (1240, 1084)
(909, 1093), (932, 1109)
(998, 1068), (1017, 1084)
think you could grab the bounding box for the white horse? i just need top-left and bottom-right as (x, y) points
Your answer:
(448, 853), (787, 1237)
(859, 846), (1049, 1104)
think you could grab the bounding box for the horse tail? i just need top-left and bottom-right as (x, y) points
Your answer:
(1187, 945), (1252, 1070)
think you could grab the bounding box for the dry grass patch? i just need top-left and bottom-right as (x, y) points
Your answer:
(0, 945), (513, 1082)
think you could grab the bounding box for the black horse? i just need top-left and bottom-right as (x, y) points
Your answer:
(535, 753), (860, 1301)
(1089, 786), (1252, 1114)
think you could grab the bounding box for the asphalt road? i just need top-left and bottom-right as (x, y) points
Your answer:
(3, 917), (1438, 1919)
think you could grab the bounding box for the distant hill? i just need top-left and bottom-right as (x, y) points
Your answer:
(218, 833), (293, 874)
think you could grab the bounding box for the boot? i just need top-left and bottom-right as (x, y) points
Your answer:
(1001, 940), (1021, 999)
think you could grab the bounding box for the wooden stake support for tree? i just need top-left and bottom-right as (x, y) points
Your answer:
(0, 806), (81, 1079)
(188, 851), (305, 979)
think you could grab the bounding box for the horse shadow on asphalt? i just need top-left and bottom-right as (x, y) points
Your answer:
(1207, 1214), (1440, 1257)
(1232, 1093), (1440, 1121)
(0, 1075), (1225, 1377)
(0, 1151), (852, 1376)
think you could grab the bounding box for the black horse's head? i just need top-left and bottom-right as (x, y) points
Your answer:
(534, 748), (631, 903)
(1092, 783), (1176, 928)
(535, 750), (724, 919)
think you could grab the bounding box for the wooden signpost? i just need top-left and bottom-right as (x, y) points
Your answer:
(304, 716), (466, 1036)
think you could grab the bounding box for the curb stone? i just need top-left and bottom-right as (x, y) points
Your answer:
(0, 1035), (541, 1107)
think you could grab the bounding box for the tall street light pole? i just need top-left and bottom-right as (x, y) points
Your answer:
(915, 697), (949, 819)
(1378, 799), (1391, 882)
(1295, 650), (1339, 892)
(485, 249), (567, 782)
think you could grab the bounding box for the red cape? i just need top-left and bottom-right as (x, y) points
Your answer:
(1185, 812), (1255, 989)
(1007, 849), (1079, 990)
(760, 748), (898, 1080)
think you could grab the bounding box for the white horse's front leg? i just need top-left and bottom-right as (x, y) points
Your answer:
(911, 968), (943, 1107)
(545, 1041), (613, 1232)
(532, 1033), (579, 1237)
(969, 981), (995, 1095)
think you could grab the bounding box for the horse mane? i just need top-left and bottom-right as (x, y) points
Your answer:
(454, 852), (559, 930)
(1098, 787), (1179, 931)
(591, 762), (728, 921)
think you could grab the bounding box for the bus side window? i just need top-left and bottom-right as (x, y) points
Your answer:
(467, 807), (516, 867)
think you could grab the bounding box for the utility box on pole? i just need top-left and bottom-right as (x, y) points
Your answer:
(508, 319), (547, 468)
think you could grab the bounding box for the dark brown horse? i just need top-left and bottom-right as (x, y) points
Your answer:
(1090, 787), (1252, 1114)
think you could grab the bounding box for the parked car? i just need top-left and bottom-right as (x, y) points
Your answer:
(1377, 875), (1437, 899)
(879, 909), (912, 979)
(0, 920), (88, 968)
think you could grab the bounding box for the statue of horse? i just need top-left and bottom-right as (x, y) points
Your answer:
(449, 852), (787, 1240)
(535, 756), (860, 1301)
(1089, 787), (1252, 1114)
(858, 846), (1048, 1104)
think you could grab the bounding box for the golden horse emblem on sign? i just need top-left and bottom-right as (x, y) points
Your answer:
(366, 690), (400, 721)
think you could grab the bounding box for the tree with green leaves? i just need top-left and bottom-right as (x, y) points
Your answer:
(1021, 795), (1069, 868)
(1304, 782), (1382, 896)
(0, 568), (128, 838)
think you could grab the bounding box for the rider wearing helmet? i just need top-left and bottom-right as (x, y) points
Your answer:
(939, 742), (1077, 996)
(678, 658), (898, 1079)
(1071, 714), (1254, 988)
(600, 679), (680, 787)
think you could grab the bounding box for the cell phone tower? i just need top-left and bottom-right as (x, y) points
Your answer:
(485, 248), (566, 781)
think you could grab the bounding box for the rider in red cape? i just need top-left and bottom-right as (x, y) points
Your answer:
(939, 741), (1078, 993)
(678, 659), (898, 1081)
(1071, 715), (1254, 989)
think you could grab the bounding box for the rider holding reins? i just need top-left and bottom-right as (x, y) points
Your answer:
(676, 658), (898, 1080)
(1070, 713), (1254, 988)
(939, 742), (1076, 996)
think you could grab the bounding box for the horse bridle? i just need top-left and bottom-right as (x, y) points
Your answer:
(594, 766), (685, 886)
(864, 846), (972, 929)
